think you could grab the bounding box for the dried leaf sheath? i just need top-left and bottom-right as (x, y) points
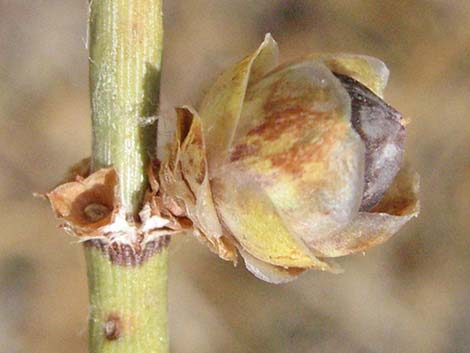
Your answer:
(45, 159), (186, 247)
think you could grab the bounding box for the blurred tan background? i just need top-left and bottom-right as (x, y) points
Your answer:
(1, 1), (469, 352)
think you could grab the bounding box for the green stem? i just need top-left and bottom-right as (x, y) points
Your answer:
(86, 0), (167, 352)
(89, 0), (162, 211)
(85, 246), (169, 353)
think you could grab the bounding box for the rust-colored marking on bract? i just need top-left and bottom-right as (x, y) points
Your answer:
(234, 106), (346, 177)
(247, 109), (311, 141)
(269, 143), (316, 177)
(267, 119), (347, 177)
(230, 143), (260, 162)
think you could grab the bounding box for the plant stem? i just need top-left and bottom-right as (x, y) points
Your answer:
(89, 0), (162, 210)
(85, 245), (169, 353)
(86, 0), (167, 352)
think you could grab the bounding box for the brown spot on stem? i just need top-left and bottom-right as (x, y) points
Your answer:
(104, 314), (121, 341)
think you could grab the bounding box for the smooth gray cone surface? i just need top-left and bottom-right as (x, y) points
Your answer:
(334, 73), (405, 211)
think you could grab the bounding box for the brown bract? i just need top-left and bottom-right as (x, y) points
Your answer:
(158, 107), (238, 262)
(45, 158), (188, 250)
(46, 161), (118, 239)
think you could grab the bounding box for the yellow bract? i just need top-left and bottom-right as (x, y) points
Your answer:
(306, 54), (390, 97)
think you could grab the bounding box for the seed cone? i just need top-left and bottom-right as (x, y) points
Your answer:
(159, 34), (419, 283)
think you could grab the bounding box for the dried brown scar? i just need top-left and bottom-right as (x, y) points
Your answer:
(104, 314), (121, 341)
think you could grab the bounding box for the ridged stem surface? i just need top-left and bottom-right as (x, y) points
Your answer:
(85, 247), (169, 353)
(89, 0), (162, 210)
(86, 1), (167, 352)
